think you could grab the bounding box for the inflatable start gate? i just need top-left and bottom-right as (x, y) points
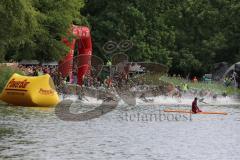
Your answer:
(0, 73), (59, 107)
(59, 25), (92, 85)
(0, 25), (92, 107)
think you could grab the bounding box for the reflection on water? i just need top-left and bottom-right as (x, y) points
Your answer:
(0, 99), (240, 160)
(0, 127), (14, 139)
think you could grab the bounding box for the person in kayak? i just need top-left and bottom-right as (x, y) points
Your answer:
(192, 97), (202, 113)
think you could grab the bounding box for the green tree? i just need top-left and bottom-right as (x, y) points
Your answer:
(82, 0), (175, 66)
(0, 0), (38, 61)
(2, 0), (240, 77)
(2, 0), (85, 62)
(167, 0), (240, 76)
(29, 0), (85, 61)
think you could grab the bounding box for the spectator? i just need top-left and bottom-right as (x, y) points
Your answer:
(193, 76), (198, 83)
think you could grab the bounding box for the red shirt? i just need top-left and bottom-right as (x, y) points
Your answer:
(192, 100), (198, 113)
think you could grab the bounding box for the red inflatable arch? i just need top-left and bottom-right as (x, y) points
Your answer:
(58, 25), (92, 85)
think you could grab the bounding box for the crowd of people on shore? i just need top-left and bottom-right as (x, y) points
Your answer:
(17, 65), (62, 86)
(15, 64), (227, 101)
(16, 64), (127, 92)
(18, 65), (57, 76)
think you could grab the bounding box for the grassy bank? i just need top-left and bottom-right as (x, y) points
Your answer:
(136, 73), (239, 95)
(0, 65), (23, 93)
(159, 75), (239, 94)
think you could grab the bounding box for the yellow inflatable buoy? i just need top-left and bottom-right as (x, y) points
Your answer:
(0, 73), (59, 107)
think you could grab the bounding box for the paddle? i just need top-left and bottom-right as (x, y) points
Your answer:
(199, 98), (207, 104)
(198, 98), (217, 106)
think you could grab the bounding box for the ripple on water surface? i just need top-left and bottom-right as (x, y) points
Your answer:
(0, 99), (240, 160)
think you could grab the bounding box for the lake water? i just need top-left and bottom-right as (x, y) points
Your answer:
(0, 97), (240, 160)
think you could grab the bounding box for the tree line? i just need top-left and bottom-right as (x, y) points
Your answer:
(0, 0), (240, 77)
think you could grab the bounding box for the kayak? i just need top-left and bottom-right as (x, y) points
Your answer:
(163, 109), (228, 115)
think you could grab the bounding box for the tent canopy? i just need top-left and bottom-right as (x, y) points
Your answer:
(19, 60), (39, 65)
(19, 60), (58, 66)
